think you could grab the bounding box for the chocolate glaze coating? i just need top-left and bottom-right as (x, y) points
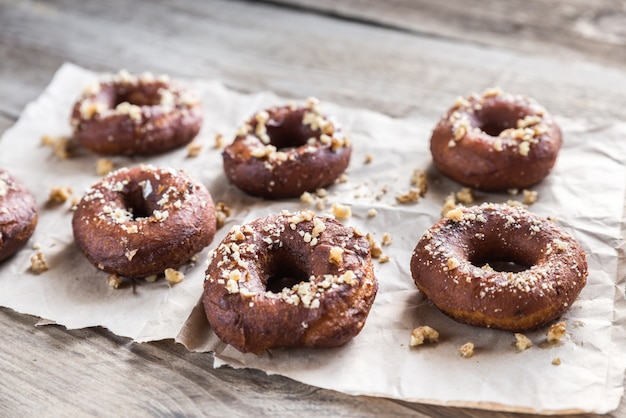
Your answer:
(203, 211), (377, 354)
(71, 72), (203, 156)
(410, 204), (587, 331)
(430, 89), (562, 191)
(72, 165), (216, 278)
(223, 102), (351, 199)
(0, 169), (37, 263)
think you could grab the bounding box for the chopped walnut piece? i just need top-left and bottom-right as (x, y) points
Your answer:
(331, 203), (352, 220)
(364, 154), (373, 164)
(366, 233), (383, 259)
(395, 188), (422, 204)
(410, 169), (428, 195)
(552, 357), (562, 366)
(459, 342), (475, 358)
(446, 257), (460, 271)
(164, 268), (185, 284)
(367, 208), (377, 218)
(456, 187), (474, 204)
(378, 254), (390, 263)
(30, 252), (49, 273)
(547, 322), (567, 342)
(214, 133), (225, 149)
(186, 141), (203, 158)
(410, 325), (439, 347)
(215, 202), (231, 229)
(96, 158), (115, 176)
(381, 232), (392, 246)
(300, 191), (314, 204)
(48, 186), (72, 204)
(515, 333), (533, 351)
(328, 246), (344, 265)
(106, 274), (122, 289)
(442, 193), (457, 216)
(523, 189), (538, 205)
(41, 135), (74, 159)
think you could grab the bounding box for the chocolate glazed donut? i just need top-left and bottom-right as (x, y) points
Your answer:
(71, 70), (203, 156)
(222, 98), (351, 198)
(411, 203), (587, 331)
(0, 169), (37, 263)
(203, 210), (377, 354)
(430, 88), (562, 191)
(72, 165), (216, 278)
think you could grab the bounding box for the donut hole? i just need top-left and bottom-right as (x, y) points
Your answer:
(469, 245), (533, 273)
(264, 110), (315, 150)
(102, 84), (164, 108)
(264, 251), (310, 293)
(477, 107), (523, 137)
(120, 186), (153, 220)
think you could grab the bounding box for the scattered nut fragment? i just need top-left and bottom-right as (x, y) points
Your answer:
(395, 188), (422, 204)
(410, 169), (428, 195)
(331, 203), (352, 220)
(215, 202), (231, 229)
(366, 233), (383, 258)
(442, 193), (458, 216)
(300, 191), (314, 204)
(381, 232), (392, 246)
(367, 208), (377, 218)
(364, 154), (373, 164)
(41, 135), (74, 159)
(410, 325), (439, 347)
(48, 186), (73, 204)
(335, 173), (348, 184)
(552, 357), (562, 366)
(30, 252), (49, 273)
(106, 274), (122, 289)
(459, 342), (475, 358)
(515, 333), (533, 351)
(214, 133), (225, 149)
(547, 321), (567, 342)
(186, 141), (203, 157)
(456, 187), (474, 204)
(378, 254), (390, 263)
(328, 246), (344, 265)
(164, 268), (185, 284)
(523, 189), (538, 205)
(96, 158), (115, 176)
(145, 275), (158, 283)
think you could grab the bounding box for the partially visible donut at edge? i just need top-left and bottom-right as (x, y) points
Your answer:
(0, 169), (37, 263)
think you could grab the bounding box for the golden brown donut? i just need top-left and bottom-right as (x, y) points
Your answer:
(71, 70), (203, 155)
(0, 169), (37, 263)
(430, 88), (562, 191)
(410, 203), (587, 331)
(202, 210), (377, 354)
(222, 98), (351, 198)
(72, 165), (216, 278)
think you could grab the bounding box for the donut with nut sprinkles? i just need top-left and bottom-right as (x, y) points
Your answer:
(410, 203), (587, 331)
(0, 169), (37, 263)
(71, 70), (203, 155)
(72, 165), (216, 278)
(203, 210), (377, 354)
(430, 88), (562, 191)
(222, 98), (351, 198)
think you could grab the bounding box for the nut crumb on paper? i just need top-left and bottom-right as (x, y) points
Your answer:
(552, 357), (562, 366)
(48, 186), (72, 204)
(410, 326), (439, 347)
(96, 158), (115, 176)
(459, 342), (475, 358)
(215, 202), (231, 229)
(164, 268), (185, 284)
(331, 203), (351, 220)
(107, 274), (122, 289)
(186, 141), (203, 157)
(547, 322), (567, 342)
(515, 333), (533, 351)
(30, 252), (49, 273)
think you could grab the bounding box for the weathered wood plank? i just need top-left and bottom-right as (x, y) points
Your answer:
(270, 0), (626, 68)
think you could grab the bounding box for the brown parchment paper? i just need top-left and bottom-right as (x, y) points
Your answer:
(1, 63), (625, 414)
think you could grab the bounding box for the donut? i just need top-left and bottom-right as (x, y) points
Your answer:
(0, 169), (37, 263)
(202, 210), (377, 353)
(222, 98), (351, 198)
(71, 70), (203, 155)
(410, 203), (587, 331)
(72, 165), (216, 278)
(430, 88), (562, 191)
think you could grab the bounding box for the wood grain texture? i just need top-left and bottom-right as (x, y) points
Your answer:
(0, 0), (625, 416)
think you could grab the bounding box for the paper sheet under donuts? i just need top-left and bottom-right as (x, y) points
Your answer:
(1, 63), (626, 414)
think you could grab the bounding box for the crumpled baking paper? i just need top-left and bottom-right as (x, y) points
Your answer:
(1, 63), (625, 414)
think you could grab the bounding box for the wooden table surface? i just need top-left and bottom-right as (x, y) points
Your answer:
(1, 1), (625, 416)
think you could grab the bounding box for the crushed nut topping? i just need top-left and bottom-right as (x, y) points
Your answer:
(96, 159), (115, 176)
(523, 189), (538, 205)
(215, 202), (231, 229)
(107, 274), (122, 289)
(547, 322), (566, 342)
(331, 203), (352, 220)
(410, 326), (439, 347)
(552, 357), (562, 366)
(459, 342), (475, 358)
(48, 186), (73, 204)
(329, 246), (344, 265)
(186, 141), (203, 158)
(164, 268), (185, 284)
(30, 252), (49, 273)
(515, 333), (533, 351)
